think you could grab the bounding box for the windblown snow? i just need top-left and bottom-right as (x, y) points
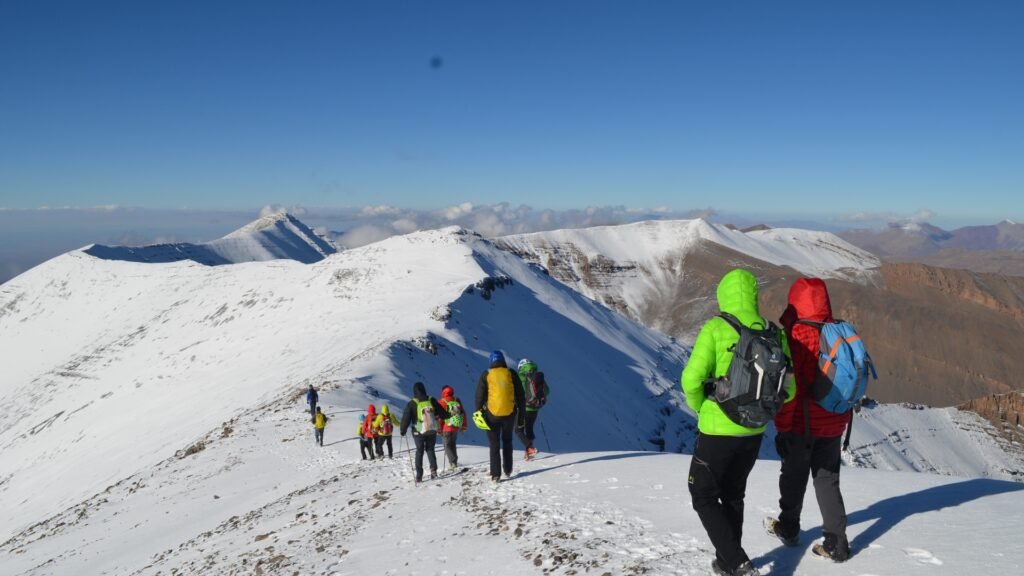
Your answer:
(1, 218), (1021, 576)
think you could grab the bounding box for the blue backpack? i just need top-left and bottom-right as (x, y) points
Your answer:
(799, 320), (877, 413)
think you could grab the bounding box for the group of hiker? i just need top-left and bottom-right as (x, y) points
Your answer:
(301, 352), (550, 485)
(682, 269), (874, 576)
(298, 265), (871, 574)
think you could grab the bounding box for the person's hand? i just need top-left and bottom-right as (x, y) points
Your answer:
(774, 432), (795, 459)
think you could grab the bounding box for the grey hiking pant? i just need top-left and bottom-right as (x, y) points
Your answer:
(777, 434), (848, 542)
(442, 431), (459, 467)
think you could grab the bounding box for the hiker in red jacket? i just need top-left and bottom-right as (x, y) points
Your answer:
(362, 404), (378, 461)
(766, 278), (850, 562)
(438, 385), (468, 470)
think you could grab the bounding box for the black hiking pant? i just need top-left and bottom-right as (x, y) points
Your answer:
(516, 410), (539, 450)
(777, 434), (848, 544)
(688, 433), (762, 573)
(359, 437), (374, 460)
(375, 435), (393, 458)
(309, 403), (317, 423)
(442, 431), (460, 467)
(413, 432), (438, 481)
(314, 428), (324, 446)
(486, 413), (516, 478)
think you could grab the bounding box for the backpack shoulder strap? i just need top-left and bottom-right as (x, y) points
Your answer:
(717, 312), (743, 334)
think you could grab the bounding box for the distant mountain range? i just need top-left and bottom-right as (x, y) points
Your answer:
(839, 220), (1024, 276)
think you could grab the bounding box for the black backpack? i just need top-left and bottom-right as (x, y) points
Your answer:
(705, 312), (789, 428)
(524, 371), (548, 409)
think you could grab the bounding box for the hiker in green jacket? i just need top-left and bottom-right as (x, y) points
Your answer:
(681, 268), (796, 576)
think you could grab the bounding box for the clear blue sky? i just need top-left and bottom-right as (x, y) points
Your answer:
(1, 0), (1022, 222)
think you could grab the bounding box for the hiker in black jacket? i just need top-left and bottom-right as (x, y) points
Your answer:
(476, 350), (526, 483)
(399, 381), (450, 483)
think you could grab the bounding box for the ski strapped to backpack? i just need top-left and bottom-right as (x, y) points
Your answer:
(704, 312), (790, 428)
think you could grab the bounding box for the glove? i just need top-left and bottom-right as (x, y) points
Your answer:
(774, 432), (794, 460)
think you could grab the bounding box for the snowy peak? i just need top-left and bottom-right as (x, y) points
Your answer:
(82, 212), (337, 266)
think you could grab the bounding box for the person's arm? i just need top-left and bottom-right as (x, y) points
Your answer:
(433, 397), (450, 421)
(475, 371), (488, 413)
(512, 371), (526, 424)
(400, 401), (414, 436)
(681, 322), (716, 414)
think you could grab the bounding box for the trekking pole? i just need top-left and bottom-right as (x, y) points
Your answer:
(405, 435), (417, 483)
(540, 421), (552, 453)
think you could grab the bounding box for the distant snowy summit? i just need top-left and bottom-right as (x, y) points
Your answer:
(83, 212), (337, 265)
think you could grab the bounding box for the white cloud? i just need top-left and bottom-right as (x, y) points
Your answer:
(835, 208), (936, 226)
(335, 225), (394, 249)
(391, 218), (420, 234)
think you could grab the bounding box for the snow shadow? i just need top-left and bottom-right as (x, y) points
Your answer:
(513, 451), (664, 480)
(846, 478), (1024, 552)
(758, 477), (1024, 572)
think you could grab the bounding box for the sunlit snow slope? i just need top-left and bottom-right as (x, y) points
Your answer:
(0, 226), (692, 544)
(82, 212), (336, 265)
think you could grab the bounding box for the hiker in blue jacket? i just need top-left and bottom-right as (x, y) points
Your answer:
(306, 384), (319, 423)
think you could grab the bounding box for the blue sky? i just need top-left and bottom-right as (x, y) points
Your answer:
(1, 0), (1021, 223)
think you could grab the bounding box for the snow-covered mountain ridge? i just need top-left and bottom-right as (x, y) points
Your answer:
(82, 212), (337, 265)
(0, 224), (693, 545)
(2, 217), (1023, 575)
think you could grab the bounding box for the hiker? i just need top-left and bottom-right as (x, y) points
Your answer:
(313, 406), (328, 446)
(439, 385), (468, 470)
(357, 414), (373, 460)
(766, 278), (851, 562)
(306, 384), (319, 423)
(399, 382), (450, 483)
(476, 350), (525, 483)
(362, 404), (378, 460)
(516, 357), (549, 460)
(373, 404), (395, 459)
(680, 268), (795, 576)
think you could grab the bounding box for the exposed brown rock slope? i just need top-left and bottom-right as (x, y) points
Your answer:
(499, 237), (1024, 407)
(961, 392), (1024, 445)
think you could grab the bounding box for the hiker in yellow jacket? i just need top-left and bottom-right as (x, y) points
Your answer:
(313, 406), (328, 447)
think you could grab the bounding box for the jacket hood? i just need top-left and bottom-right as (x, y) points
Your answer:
(412, 381), (427, 400)
(784, 277), (833, 326)
(366, 404), (376, 416)
(381, 404), (390, 416)
(441, 385), (455, 399)
(716, 268), (761, 326)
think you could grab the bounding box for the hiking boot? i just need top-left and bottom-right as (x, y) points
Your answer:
(527, 446), (538, 458)
(491, 475), (500, 484)
(764, 517), (799, 547)
(812, 534), (850, 562)
(711, 559), (757, 576)
(430, 470), (437, 480)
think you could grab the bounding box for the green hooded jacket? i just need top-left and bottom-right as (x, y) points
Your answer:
(680, 268), (796, 436)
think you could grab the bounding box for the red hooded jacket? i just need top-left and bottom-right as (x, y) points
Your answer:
(439, 386), (467, 433)
(362, 404), (377, 439)
(774, 278), (850, 438)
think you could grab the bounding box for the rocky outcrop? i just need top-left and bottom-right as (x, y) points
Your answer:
(961, 393), (1024, 445)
